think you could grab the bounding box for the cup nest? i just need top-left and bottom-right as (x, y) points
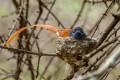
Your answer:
(56, 37), (97, 69)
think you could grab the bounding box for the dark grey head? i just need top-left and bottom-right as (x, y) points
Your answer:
(70, 27), (86, 40)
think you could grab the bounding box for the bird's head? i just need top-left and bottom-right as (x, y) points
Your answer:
(70, 27), (86, 40)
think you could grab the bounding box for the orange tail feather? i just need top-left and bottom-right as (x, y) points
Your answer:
(33, 24), (58, 33)
(4, 27), (27, 47)
(5, 24), (58, 47)
(5, 24), (71, 47)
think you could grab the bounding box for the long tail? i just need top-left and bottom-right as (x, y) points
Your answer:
(33, 24), (58, 33)
(33, 25), (71, 37)
(4, 24), (59, 47)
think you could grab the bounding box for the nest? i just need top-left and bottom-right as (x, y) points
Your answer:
(56, 37), (97, 69)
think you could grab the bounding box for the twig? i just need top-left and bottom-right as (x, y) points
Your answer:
(86, 0), (112, 4)
(86, 35), (120, 58)
(89, 1), (114, 37)
(39, 56), (55, 80)
(41, 2), (65, 28)
(0, 46), (57, 57)
(96, 13), (120, 47)
(12, 0), (19, 10)
(70, 0), (87, 29)
(84, 40), (119, 74)
(43, 0), (57, 24)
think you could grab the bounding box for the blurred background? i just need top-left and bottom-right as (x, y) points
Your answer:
(0, 0), (120, 80)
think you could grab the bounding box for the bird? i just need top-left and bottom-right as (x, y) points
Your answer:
(54, 26), (86, 40)
(5, 24), (86, 46)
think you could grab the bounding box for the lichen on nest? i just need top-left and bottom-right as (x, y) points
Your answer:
(56, 37), (97, 68)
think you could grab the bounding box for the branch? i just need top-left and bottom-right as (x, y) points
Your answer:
(70, 0), (87, 29)
(72, 41), (120, 80)
(41, 2), (65, 28)
(86, 35), (120, 58)
(0, 46), (57, 57)
(96, 13), (120, 47)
